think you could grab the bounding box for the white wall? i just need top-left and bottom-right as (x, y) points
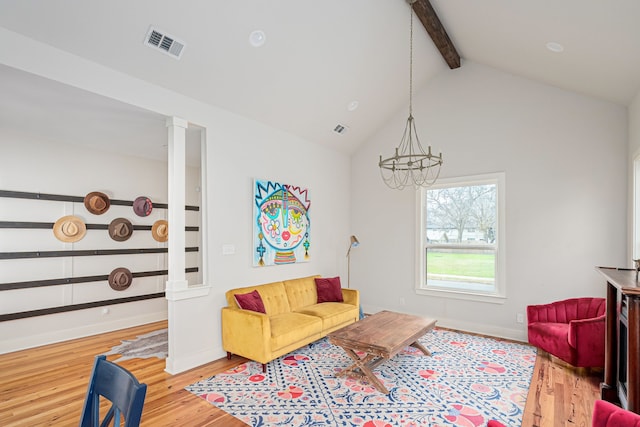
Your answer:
(351, 62), (628, 341)
(0, 28), (351, 371)
(630, 93), (640, 157)
(629, 92), (640, 260)
(0, 136), (175, 352)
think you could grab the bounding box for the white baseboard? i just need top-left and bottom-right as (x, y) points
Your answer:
(165, 347), (225, 374)
(362, 304), (528, 343)
(1, 312), (167, 354)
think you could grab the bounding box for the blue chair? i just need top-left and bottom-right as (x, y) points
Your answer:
(79, 355), (147, 427)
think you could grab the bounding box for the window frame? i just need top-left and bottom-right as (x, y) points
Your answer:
(415, 172), (506, 304)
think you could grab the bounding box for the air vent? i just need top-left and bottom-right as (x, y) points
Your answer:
(144, 26), (185, 59)
(333, 124), (348, 135)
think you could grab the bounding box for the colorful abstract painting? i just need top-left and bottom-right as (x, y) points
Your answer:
(253, 179), (311, 266)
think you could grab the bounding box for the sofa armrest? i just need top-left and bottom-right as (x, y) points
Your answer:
(568, 313), (605, 349)
(221, 307), (271, 362)
(341, 288), (359, 307)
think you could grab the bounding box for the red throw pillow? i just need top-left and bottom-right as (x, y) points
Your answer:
(315, 277), (344, 303)
(234, 290), (266, 313)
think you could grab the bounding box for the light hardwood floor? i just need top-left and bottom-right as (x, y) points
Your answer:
(0, 321), (601, 426)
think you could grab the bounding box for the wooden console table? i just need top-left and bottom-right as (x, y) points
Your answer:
(597, 267), (640, 414)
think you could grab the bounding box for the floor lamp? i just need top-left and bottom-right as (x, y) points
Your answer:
(346, 235), (364, 319)
(346, 235), (359, 288)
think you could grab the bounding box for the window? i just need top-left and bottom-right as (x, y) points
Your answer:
(416, 172), (506, 303)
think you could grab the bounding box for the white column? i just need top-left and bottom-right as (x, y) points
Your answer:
(165, 116), (189, 296)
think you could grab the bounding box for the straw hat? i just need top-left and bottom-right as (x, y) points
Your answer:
(53, 215), (87, 242)
(108, 218), (133, 242)
(84, 191), (110, 215)
(133, 196), (153, 217)
(108, 267), (133, 291)
(151, 220), (168, 242)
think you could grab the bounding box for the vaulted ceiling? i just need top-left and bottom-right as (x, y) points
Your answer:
(0, 0), (639, 157)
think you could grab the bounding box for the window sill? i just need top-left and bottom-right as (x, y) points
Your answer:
(416, 286), (506, 304)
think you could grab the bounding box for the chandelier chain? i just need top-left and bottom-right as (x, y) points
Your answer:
(409, 3), (413, 117)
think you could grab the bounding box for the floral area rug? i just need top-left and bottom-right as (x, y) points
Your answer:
(186, 328), (536, 426)
(102, 328), (167, 362)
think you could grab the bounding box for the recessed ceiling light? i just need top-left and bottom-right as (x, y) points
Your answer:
(347, 100), (359, 112)
(546, 41), (564, 53)
(249, 30), (266, 47)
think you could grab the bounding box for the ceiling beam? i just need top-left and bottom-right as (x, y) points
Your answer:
(411, 0), (461, 69)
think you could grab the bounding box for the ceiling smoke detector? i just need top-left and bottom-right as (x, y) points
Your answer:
(144, 26), (186, 59)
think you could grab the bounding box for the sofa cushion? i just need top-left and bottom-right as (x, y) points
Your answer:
(315, 277), (344, 303)
(234, 290), (266, 313)
(283, 276), (321, 310)
(270, 312), (322, 351)
(225, 281), (291, 315)
(295, 302), (357, 331)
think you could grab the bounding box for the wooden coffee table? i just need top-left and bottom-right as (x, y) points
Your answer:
(328, 310), (436, 394)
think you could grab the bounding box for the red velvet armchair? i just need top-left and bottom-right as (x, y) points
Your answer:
(489, 400), (640, 426)
(592, 400), (640, 426)
(526, 297), (606, 368)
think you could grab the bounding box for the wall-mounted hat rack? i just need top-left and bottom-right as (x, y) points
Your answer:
(0, 189), (199, 211)
(0, 246), (198, 260)
(0, 221), (199, 232)
(0, 292), (166, 322)
(0, 267), (199, 291)
(0, 188), (202, 322)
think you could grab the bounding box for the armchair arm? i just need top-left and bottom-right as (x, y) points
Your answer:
(221, 307), (271, 363)
(568, 313), (605, 350)
(341, 288), (359, 307)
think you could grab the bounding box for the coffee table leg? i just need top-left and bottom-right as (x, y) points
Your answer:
(337, 348), (390, 394)
(410, 341), (431, 356)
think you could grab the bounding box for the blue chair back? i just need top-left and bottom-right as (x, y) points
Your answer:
(79, 355), (147, 427)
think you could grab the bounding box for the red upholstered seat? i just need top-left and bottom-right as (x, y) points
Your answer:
(527, 297), (605, 368)
(592, 400), (640, 427)
(489, 400), (640, 427)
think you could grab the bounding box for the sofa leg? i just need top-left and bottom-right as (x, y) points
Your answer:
(262, 363), (266, 373)
(226, 352), (232, 360)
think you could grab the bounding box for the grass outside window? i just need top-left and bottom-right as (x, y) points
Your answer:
(427, 251), (495, 279)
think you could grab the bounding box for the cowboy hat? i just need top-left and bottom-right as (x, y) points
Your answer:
(151, 220), (168, 242)
(108, 267), (133, 291)
(84, 191), (110, 215)
(133, 196), (153, 217)
(53, 215), (87, 243)
(108, 218), (133, 242)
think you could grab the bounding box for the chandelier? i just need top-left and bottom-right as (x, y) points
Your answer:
(379, 0), (443, 190)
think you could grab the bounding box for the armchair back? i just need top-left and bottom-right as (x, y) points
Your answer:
(527, 297), (605, 324)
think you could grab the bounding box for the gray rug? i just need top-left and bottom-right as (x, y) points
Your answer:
(103, 328), (168, 362)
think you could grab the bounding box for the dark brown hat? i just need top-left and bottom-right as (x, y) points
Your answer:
(84, 191), (110, 215)
(133, 196), (153, 217)
(53, 215), (87, 243)
(151, 220), (168, 242)
(108, 218), (133, 241)
(108, 267), (133, 291)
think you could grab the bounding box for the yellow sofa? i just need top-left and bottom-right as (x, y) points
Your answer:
(222, 275), (359, 370)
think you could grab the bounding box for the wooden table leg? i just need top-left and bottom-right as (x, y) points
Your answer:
(410, 341), (431, 356)
(336, 348), (389, 394)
